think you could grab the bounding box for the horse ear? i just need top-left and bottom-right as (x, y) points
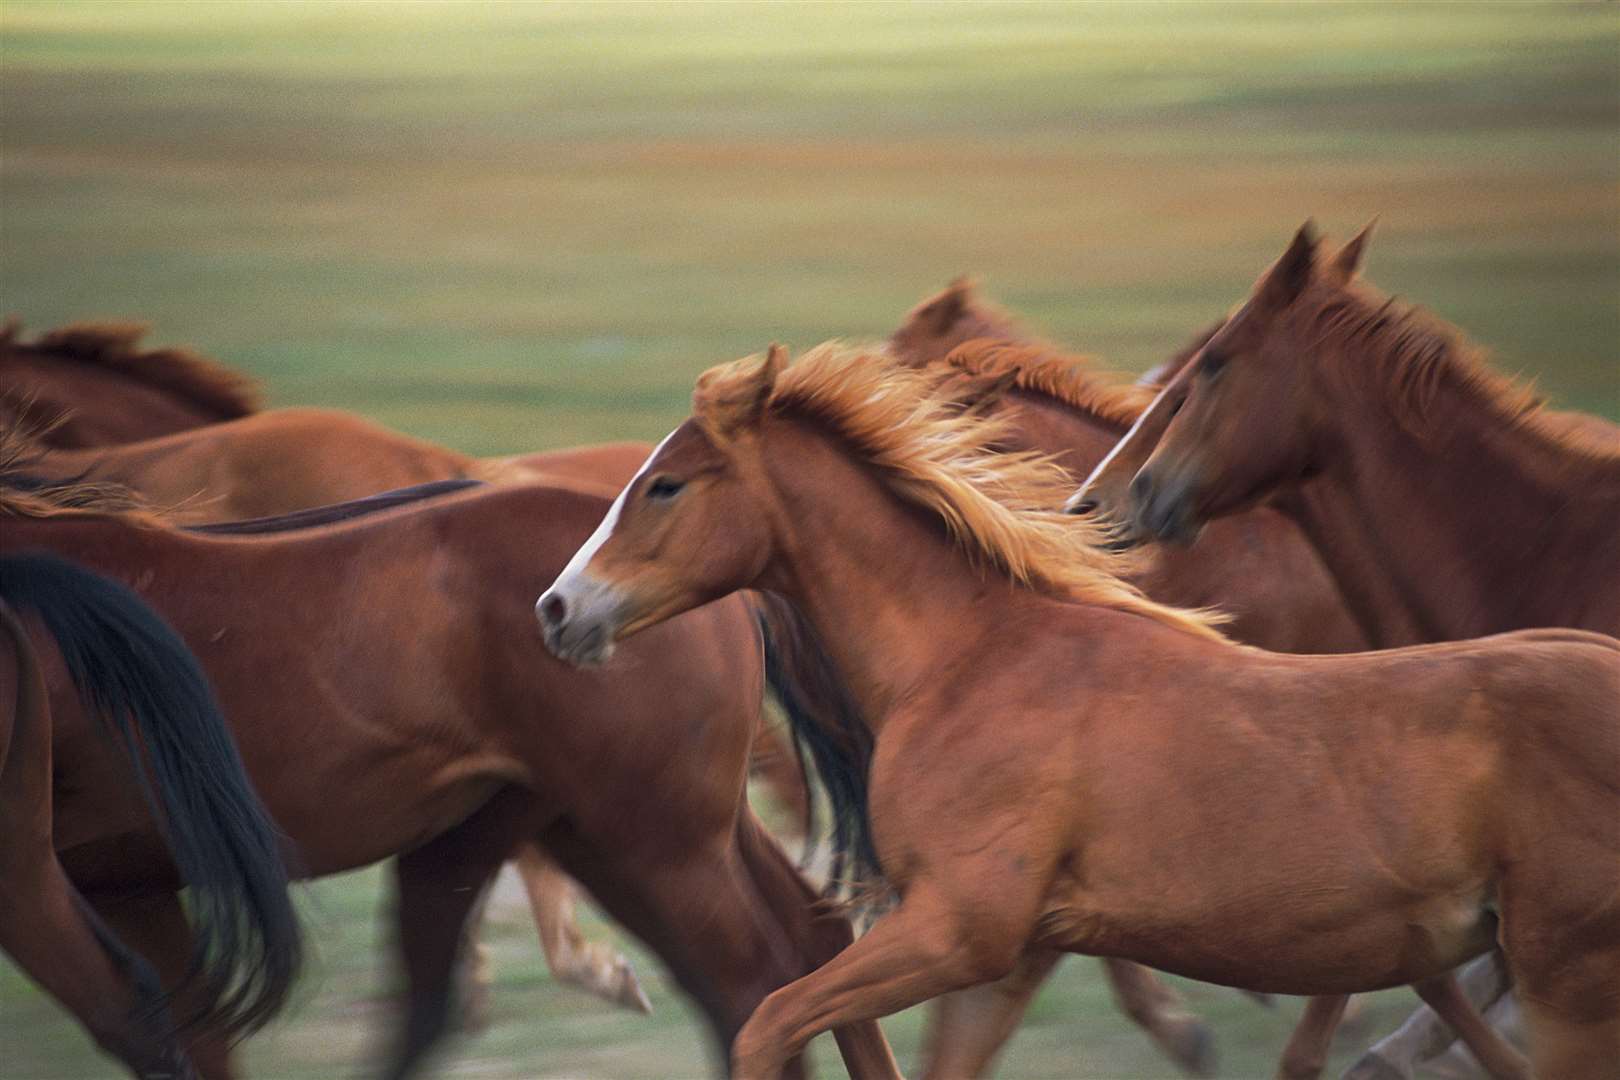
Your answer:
(1328, 218), (1377, 283)
(738, 343), (787, 422)
(1258, 221), (1319, 310)
(922, 277), (974, 333)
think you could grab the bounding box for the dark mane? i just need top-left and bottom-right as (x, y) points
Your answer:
(187, 479), (485, 535)
(754, 592), (883, 900)
(1305, 284), (1618, 462)
(17, 321), (262, 419)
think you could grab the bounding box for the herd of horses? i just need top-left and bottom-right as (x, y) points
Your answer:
(1, 221), (1616, 1080)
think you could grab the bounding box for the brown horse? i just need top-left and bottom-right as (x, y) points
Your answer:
(537, 343), (1620, 1080)
(16, 407), (807, 1013)
(1091, 221), (1620, 644)
(0, 321), (261, 448)
(1, 553), (302, 1079)
(3, 475), (898, 1080)
(1076, 224), (1620, 1077)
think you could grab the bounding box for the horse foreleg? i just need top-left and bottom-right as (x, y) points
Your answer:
(381, 788), (544, 1080)
(512, 841), (650, 1013)
(1099, 958), (1217, 1077)
(543, 817), (820, 1080)
(731, 880), (1029, 1080)
(731, 809), (899, 1080)
(917, 948), (1062, 1079)
(1342, 954), (1513, 1080)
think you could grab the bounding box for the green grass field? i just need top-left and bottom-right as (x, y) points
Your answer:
(1, 2), (1616, 1077)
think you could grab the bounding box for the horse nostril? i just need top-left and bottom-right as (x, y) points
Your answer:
(1069, 497), (1099, 517)
(1129, 470), (1154, 507)
(539, 593), (567, 628)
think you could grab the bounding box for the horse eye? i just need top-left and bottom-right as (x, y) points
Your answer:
(1200, 351), (1228, 379)
(646, 476), (685, 500)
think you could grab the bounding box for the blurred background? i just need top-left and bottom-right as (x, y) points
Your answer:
(2, 2), (1616, 1077)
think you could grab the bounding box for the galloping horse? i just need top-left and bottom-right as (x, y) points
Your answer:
(1075, 223), (1620, 1076)
(1, 552), (301, 1078)
(537, 343), (1620, 1080)
(0, 321), (260, 448)
(3, 474), (898, 1080)
(900, 339), (1550, 1079)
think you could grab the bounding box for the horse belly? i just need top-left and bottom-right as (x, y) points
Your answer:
(1044, 868), (1497, 995)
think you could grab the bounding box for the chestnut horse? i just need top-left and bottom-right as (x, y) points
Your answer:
(537, 343), (1620, 1080)
(905, 339), (1547, 1079)
(3, 475), (898, 1080)
(1091, 222), (1620, 643)
(1077, 224), (1620, 1077)
(17, 402), (807, 1013)
(24, 406), (652, 524)
(0, 321), (260, 448)
(1, 553), (301, 1078)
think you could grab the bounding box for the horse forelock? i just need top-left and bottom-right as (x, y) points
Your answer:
(695, 343), (1228, 642)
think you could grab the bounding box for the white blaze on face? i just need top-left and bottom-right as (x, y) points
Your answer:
(551, 428), (678, 589)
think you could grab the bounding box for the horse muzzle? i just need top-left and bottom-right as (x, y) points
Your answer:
(535, 574), (626, 667)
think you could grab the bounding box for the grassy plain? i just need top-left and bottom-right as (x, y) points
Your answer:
(1, 2), (1616, 1077)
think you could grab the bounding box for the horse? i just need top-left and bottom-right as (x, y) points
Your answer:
(1074, 223), (1620, 1077)
(14, 404), (807, 1013)
(2, 473), (899, 1080)
(899, 338), (1550, 1079)
(0, 321), (261, 448)
(1088, 221), (1620, 644)
(1, 552), (302, 1078)
(21, 405), (653, 524)
(536, 343), (1620, 1080)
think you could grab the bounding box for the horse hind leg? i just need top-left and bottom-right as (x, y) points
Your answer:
(0, 861), (191, 1079)
(512, 840), (651, 1013)
(90, 890), (240, 1079)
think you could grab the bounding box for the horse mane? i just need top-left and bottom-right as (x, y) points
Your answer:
(0, 421), (161, 524)
(936, 339), (1157, 430)
(18, 321), (263, 419)
(1304, 281), (1618, 463)
(697, 343), (1227, 642)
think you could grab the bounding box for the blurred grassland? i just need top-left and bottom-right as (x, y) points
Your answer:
(2, 2), (1618, 1078)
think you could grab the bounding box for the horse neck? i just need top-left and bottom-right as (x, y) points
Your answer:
(752, 419), (1029, 725)
(996, 388), (1126, 477)
(1294, 357), (1620, 640)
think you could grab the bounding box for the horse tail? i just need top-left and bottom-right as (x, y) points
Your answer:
(0, 552), (302, 1037)
(750, 590), (883, 897)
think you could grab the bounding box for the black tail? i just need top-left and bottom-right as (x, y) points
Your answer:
(0, 552), (301, 1037)
(752, 591), (883, 896)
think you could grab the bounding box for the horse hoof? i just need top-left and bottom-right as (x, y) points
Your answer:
(616, 958), (653, 1015)
(1340, 1054), (1406, 1080)
(1171, 1021), (1217, 1079)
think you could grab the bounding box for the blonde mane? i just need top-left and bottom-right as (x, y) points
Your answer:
(0, 420), (163, 525)
(695, 343), (1227, 642)
(1305, 280), (1618, 462)
(17, 321), (262, 419)
(935, 339), (1157, 430)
